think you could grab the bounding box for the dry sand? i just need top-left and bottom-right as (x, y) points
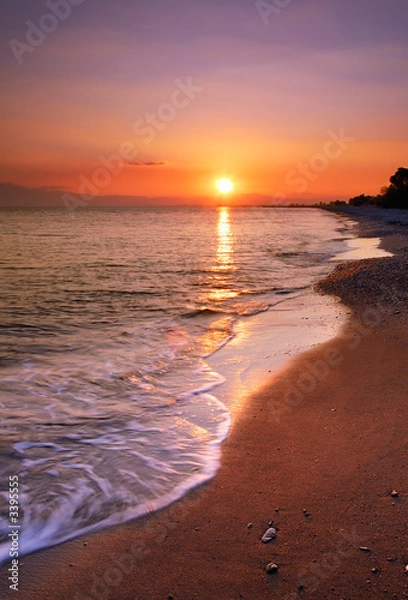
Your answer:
(1, 208), (407, 600)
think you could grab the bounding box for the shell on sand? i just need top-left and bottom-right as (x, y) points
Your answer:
(261, 527), (277, 543)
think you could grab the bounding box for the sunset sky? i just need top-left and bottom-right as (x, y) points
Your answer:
(1, 0), (407, 205)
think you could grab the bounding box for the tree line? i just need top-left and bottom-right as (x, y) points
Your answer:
(349, 167), (408, 209)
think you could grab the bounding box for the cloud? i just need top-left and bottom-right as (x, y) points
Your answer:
(127, 161), (169, 167)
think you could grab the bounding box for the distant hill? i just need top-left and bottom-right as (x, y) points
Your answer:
(0, 183), (159, 209)
(0, 182), (327, 209)
(0, 183), (64, 208)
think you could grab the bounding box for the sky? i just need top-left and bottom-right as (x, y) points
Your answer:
(0, 0), (407, 205)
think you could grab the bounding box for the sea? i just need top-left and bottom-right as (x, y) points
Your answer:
(0, 206), (353, 563)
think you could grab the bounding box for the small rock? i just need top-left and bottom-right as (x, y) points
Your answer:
(266, 563), (278, 573)
(69, 563), (74, 567)
(261, 527), (277, 543)
(405, 565), (408, 573)
(268, 520), (274, 527)
(247, 523), (253, 529)
(372, 567), (379, 574)
(84, 542), (88, 547)
(391, 490), (399, 497)
(359, 546), (371, 552)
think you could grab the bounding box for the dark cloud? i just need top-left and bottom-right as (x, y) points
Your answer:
(127, 161), (168, 167)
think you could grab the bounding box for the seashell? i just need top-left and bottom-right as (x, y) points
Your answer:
(261, 527), (277, 543)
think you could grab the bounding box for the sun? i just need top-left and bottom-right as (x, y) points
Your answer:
(215, 177), (234, 194)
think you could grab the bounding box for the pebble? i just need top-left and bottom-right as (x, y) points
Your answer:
(261, 528), (277, 543)
(247, 523), (253, 529)
(405, 565), (408, 573)
(359, 546), (371, 552)
(391, 490), (399, 497)
(266, 563), (278, 573)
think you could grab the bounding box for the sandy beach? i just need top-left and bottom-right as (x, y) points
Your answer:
(1, 207), (408, 600)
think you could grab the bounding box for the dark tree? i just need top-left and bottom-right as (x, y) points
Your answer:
(379, 167), (408, 209)
(349, 167), (408, 209)
(349, 194), (375, 207)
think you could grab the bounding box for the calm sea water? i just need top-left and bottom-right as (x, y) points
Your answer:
(0, 206), (350, 562)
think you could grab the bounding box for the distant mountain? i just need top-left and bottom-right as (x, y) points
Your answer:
(0, 182), (320, 209)
(0, 183), (65, 208)
(0, 184), (196, 209)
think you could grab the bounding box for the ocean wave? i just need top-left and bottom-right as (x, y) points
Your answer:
(182, 307), (231, 318)
(0, 206), (352, 563)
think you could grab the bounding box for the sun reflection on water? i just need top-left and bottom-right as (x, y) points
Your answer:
(204, 207), (237, 304)
(216, 207), (234, 272)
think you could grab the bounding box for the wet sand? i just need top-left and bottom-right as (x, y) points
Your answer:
(1, 208), (407, 600)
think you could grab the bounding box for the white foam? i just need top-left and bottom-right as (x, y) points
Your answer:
(0, 411), (231, 567)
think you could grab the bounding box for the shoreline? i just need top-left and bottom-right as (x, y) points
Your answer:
(1, 208), (408, 599)
(206, 292), (348, 416)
